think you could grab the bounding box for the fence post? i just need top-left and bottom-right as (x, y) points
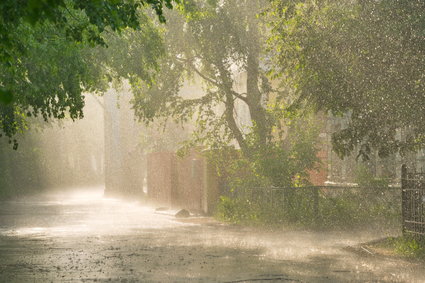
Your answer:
(401, 164), (407, 235)
(313, 187), (319, 225)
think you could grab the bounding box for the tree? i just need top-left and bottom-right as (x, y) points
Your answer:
(131, 0), (277, 151)
(0, 0), (176, 55)
(127, 0), (319, 186)
(0, 0), (177, 145)
(268, 0), (425, 159)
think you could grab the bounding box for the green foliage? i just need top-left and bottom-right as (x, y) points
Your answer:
(385, 236), (425, 259)
(96, 9), (166, 84)
(354, 164), (390, 187)
(0, 0), (176, 145)
(0, 21), (94, 145)
(243, 114), (321, 187)
(216, 186), (401, 229)
(212, 113), (323, 226)
(131, 0), (275, 151)
(268, 0), (425, 159)
(0, 0), (177, 49)
(204, 112), (320, 196)
(0, 88), (13, 105)
(129, 0), (321, 193)
(213, 113), (398, 229)
(216, 196), (262, 224)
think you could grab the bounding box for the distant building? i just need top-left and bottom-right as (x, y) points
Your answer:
(310, 113), (425, 186)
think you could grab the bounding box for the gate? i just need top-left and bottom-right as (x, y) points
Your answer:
(401, 165), (425, 240)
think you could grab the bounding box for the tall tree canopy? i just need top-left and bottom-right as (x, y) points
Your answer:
(268, 0), (425, 159)
(0, 0), (177, 145)
(128, 0), (319, 186)
(132, 0), (278, 151)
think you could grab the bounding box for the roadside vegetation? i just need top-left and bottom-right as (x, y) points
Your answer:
(389, 236), (425, 260)
(366, 236), (425, 261)
(214, 181), (401, 230)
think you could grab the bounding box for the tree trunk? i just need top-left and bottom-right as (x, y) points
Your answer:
(216, 61), (248, 153)
(245, 13), (269, 146)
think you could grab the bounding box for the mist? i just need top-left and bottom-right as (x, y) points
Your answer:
(1, 0), (425, 282)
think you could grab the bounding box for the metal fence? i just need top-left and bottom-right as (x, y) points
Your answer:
(228, 185), (401, 228)
(401, 165), (425, 240)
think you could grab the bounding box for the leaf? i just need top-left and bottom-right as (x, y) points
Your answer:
(0, 88), (13, 104)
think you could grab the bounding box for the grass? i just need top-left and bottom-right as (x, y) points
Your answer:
(214, 188), (401, 231)
(371, 236), (425, 261)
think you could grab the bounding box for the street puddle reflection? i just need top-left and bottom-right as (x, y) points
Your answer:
(0, 187), (191, 238)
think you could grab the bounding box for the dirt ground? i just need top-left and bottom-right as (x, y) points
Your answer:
(0, 189), (424, 282)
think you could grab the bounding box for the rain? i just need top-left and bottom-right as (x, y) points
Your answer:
(0, 0), (425, 282)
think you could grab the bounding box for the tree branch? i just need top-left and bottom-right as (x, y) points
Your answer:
(175, 57), (248, 103)
(231, 91), (248, 102)
(175, 57), (219, 86)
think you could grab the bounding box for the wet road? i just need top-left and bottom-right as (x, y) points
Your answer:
(0, 188), (424, 282)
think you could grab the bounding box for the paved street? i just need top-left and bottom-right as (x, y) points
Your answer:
(0, 188), (424, 282)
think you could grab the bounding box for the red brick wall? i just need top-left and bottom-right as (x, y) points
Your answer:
(308, 149), (328, 186)
(176, 151), (204, 212)
(147, 150), (219, 214)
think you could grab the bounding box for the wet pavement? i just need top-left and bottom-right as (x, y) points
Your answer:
(0, 188), (424, 282)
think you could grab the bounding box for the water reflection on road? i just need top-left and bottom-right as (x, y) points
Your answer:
(0, 187), (424, 282)
(0, 188), (189, 238)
